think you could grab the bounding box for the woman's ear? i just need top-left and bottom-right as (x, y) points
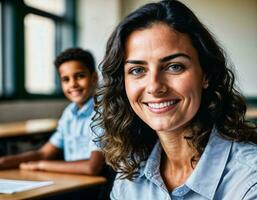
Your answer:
(202, 75), (209, 89)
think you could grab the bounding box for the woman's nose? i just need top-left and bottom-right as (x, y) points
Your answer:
(146, 72), (167, 95)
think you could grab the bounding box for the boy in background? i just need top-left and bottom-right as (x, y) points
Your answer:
(0, 48), (104, 175)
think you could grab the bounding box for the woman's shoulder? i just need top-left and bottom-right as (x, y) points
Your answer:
(217, 141), (257, 199)
(230, 140), (257, 171)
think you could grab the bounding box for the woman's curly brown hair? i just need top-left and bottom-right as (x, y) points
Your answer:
(92, 0), (257, 180)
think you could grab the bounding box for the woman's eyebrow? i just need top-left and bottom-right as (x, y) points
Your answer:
(160, 53), (191, 63)
(125, 53), (191, 65)
(124, 60), (147, 65)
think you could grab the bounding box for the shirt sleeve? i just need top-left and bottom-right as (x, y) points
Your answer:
(49, 128), (64, 149)
(110, 177), (120, 200)
(49, 105), (70, 149)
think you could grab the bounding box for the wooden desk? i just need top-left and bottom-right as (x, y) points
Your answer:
(0, 119), (58, 156)
(0, 169), (106, 200)
(0, 119), (58, 138)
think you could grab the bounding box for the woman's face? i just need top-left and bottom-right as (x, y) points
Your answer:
(124, 23), (207, 135)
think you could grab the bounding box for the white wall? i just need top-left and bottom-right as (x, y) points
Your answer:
(181, 0), (257, 97)
(121, 0), (152, 17)
(77, 0), (121, 67)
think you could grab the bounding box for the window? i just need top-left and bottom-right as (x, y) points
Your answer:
(24, 14), (56, 94)
(0, 0), (76, 99)
(24, 0), (65, 16)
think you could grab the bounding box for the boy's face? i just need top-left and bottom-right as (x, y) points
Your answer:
(59, 60), (97, 108)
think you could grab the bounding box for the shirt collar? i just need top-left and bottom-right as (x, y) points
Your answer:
(142, 140), (162, 178)
(139, 128), (232, 199)
(70, 97), (94, 117)
(186, 129), (232, 199)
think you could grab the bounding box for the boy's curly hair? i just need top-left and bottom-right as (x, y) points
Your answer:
(54, 48), (95, 73)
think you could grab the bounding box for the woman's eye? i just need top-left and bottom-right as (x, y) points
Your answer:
(165, 64), (184, 73)
(129, 67), (145, 75)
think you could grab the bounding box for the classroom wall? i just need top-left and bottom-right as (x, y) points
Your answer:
(180, 0), (257, 97)
(1, 0), (256, 123)
(77, 0), (121, 67)
(0, 100), (68, 123)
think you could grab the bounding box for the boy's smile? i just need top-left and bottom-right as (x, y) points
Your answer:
(59, 60), (97, 108)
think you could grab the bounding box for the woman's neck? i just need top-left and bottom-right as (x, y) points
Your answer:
(157, 129), (198, 191)
(158, 129), (196, 162)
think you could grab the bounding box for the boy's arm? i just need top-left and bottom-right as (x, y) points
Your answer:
(20, 150), (105, 175)
(0, 142), (60, 170)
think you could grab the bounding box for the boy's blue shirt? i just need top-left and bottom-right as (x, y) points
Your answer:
(49, 97), (99, 161)
(111, 129), (257, 200)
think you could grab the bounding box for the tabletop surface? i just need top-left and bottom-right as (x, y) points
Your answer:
(0, 169), (106, 200)
(0, 119), (58, 138)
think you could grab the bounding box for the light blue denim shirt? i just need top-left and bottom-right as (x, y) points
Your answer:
(111, 129), (257, 200)
(49, 98), (99, 161)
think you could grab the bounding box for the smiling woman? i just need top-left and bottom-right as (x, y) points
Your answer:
(92, 0), (257, 200)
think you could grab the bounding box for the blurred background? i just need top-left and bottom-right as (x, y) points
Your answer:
(0, 0), (256, 122)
